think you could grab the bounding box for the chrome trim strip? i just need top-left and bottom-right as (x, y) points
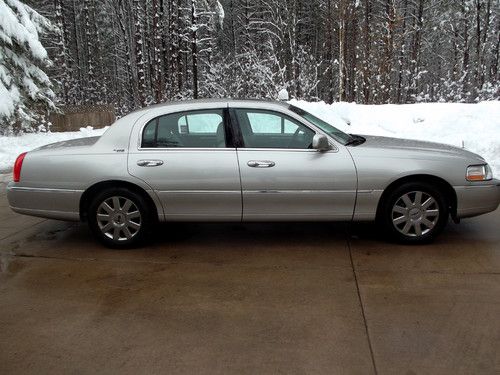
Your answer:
(454, 184), (498, 190)
(359, 189), (383, 194)
(158, 190), (240, 194)
(244, 190), (356, 194)
(10, 187), (376, 195)
(244, 213), (352, 217)
(237, 148), (338, 153)
(8, 186), (83, 193)
(165, 213), (241, 216)
(136, 147), (336, 153)
(137, 147), (237, 151)
(157, 190), (358, 194)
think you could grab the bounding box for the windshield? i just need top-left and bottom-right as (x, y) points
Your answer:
(288, 105), (352, 144)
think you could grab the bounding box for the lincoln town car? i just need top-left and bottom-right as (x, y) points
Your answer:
(7, 100), (500, 248)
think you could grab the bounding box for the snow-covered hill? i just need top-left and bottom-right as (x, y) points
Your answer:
(0, 101), (499, 176)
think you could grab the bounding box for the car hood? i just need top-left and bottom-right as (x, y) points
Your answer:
(355, 135), (484, 160)
(34, 136), (101, 151)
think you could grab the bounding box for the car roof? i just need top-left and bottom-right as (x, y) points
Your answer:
(127, 98), (290, 115)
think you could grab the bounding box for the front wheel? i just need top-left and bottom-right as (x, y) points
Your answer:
(379, 182), (449, 243)
(88, 188), (152, 248)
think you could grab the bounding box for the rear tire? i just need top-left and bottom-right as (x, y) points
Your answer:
(88, 187), (152, 248)
(379, 182), (449, 244)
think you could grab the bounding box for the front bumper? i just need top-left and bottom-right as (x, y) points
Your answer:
(454, 179), (500, 219)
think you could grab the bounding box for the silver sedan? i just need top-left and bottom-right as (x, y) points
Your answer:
(7, 99), (500, 248)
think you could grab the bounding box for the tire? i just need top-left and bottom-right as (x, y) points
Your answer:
(87, 187), (152, 248)
(379, 182), (449, 244)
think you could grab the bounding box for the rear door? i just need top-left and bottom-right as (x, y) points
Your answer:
(231, 107), (357, 221)
(128, 107), (242, 221)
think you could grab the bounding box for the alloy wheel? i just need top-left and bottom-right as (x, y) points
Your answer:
(391, 191), (440, 237)
(96, 196), (142, 241)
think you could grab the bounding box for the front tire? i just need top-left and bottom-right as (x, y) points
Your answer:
(379, 182), (449, 243)
(88, 188), (152, 248)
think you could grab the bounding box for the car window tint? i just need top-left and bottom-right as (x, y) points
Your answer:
(157, 115), (183, 147)
(284, 119), (298, 134)
(142, 109), (226, 148)
(247, 113), (300, 135)
(247, 113), (281, 133)
(179, 113), (222, 134)
(142, 121), (157, 147)
(235, 109), (315, 149)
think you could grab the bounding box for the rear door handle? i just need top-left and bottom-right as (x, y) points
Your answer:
(137, 159), (164, 167)
(247, 160), (275, 168)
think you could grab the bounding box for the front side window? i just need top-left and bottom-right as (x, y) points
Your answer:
(234, 109), (315, 149)
(142, 109), (226, 148)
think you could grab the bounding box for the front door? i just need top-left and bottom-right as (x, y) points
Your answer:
(231, 108), (357, 221)
(128, 108), (242, 221)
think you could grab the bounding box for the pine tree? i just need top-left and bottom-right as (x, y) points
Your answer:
(0, 0), (56, 134)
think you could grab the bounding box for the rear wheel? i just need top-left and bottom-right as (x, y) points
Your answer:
(379, 182), (449, 243)
(88, 188), (152, 248)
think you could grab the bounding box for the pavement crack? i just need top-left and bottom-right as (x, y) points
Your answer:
(346, 227), (379, 375)
(354, 268), (500, 276)
(6, 252), (97, 263)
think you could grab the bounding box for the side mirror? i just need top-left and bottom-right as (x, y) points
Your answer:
(312, 134), (330, 151)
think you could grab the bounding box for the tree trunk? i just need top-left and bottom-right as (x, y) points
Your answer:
(191, 0), (199, 99)
(362, 0), (371, 103)
(338, 0), (346, 101)
(408, 0), (424, 100)
(396, 0), (408, 103)
(152, 0), (162, 102)
(133, 0), (146, 106)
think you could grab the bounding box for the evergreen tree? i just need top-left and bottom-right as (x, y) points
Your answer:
(0, 0), (56, 134)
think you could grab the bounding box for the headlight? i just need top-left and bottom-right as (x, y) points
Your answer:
(466, 164), (493, 181)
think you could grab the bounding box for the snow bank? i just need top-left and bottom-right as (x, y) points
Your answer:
(290, 100), (500, 176)
(0, 126), (107, 172)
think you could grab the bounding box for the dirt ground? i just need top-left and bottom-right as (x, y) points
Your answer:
(1, 178), (499, 374)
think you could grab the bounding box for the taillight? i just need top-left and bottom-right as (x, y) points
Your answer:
(13, 152), (27, 182)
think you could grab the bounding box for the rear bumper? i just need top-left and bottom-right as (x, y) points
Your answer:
(454, 180), (500, 219)
(7, 183), (82, 221)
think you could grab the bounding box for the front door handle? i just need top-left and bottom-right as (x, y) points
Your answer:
(247, 160), (275, 168)
(137, 159), (164, 167)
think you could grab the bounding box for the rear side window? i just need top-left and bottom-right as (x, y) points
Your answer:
(178, 113), (221, 134)
(141, 109), (226, 148)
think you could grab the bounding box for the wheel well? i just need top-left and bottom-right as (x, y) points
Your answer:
(79, 180), (158, 221)
(376, 174), (457, 220)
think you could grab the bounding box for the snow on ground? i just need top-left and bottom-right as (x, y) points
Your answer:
(0, 101), (499, 176)
(0, 126), (107, 173)
(291, 100), (500, 176)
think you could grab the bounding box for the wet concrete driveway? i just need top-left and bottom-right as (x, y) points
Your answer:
(1, 178), (499, 374)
